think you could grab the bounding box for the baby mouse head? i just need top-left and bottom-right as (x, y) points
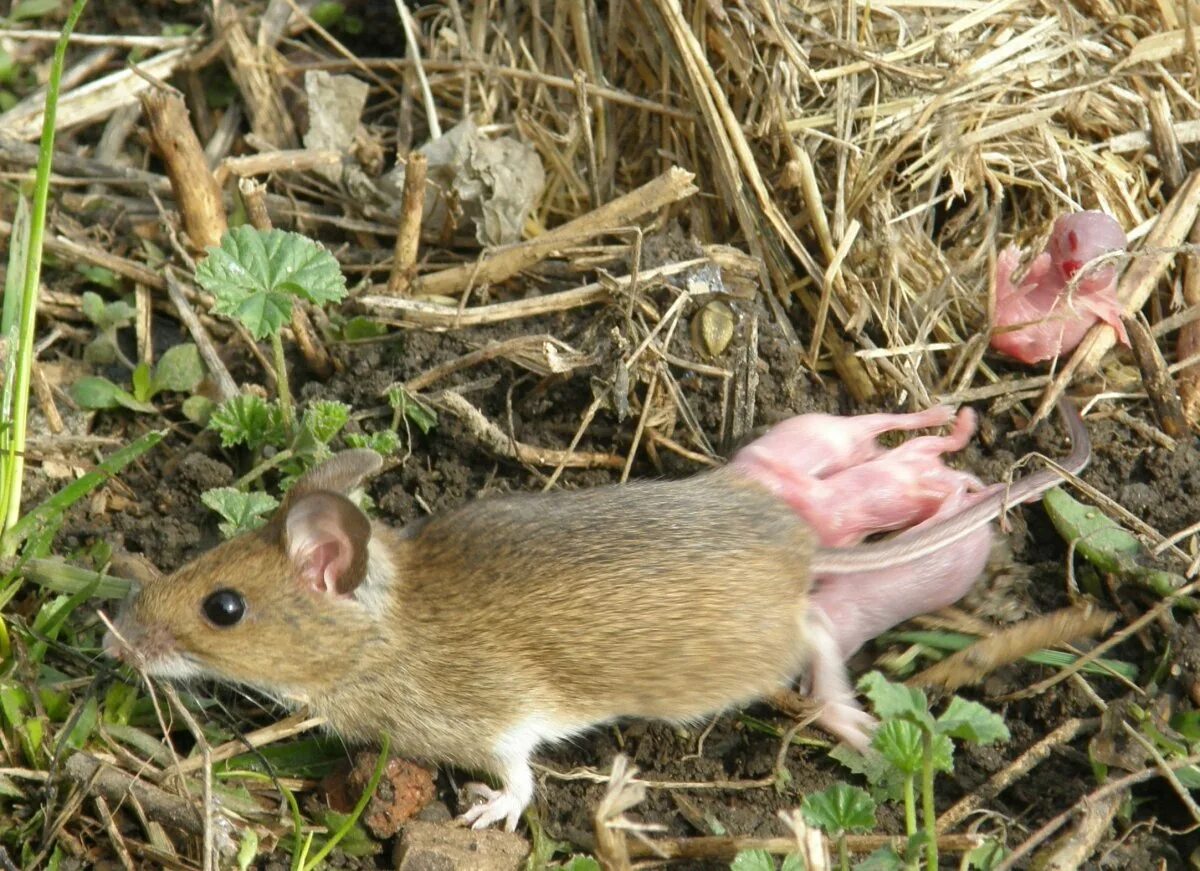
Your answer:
(105, 450), (387, 696)
(1049, 211), (1127, 292)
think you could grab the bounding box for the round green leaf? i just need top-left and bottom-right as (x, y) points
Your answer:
(153, 343), (206, 393)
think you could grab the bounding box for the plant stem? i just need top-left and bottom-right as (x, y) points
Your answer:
(234, 449), (294, 489)
(922, 731), (938, 871)
(271, 332), (294, 434)
(0, 0), (90, 551)
(302, 735), (391, 871)
(838, 833), (849, 871)
(903, 773), (918, 871)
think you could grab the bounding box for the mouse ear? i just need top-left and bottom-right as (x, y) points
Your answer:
(283, 491), (373, 595)
(287, 449), (383, 499)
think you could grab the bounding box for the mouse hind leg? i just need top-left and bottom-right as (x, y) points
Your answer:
(461, 753), (535, 831)
(801, 608), (876, 750)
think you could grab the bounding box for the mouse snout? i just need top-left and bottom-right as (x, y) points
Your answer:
(101, 614), (172, 667)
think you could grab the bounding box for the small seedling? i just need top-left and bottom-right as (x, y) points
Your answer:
(801, 782), (876, 871)
(387, 385), (437, 434)
(70, 343), (206, 414)
(203, 394), (352, 534)
(831, 673), (1009, 870)
(195, 226), (348, 432)
(201, 488), (279, 538)
(209, 393), (288, 453)
(345, 429), (401, 456)
(79, 290), (135, 367)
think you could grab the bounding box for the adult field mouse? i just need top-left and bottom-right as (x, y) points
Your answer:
(104, 398), (1089, 831)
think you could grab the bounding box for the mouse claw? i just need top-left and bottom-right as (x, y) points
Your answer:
(460, 783), (524, 831)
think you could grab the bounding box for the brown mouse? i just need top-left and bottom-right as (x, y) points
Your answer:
(104, 399), (1089, 830)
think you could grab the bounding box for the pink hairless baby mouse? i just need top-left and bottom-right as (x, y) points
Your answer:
(991, 211), (1129, 364)
(733, 407), (984, 547)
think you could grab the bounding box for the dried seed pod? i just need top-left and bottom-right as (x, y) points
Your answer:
(690, 300), (735, 358)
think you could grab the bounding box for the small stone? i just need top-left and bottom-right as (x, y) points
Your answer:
(393, 820), (530, 871)
(321, 753), (437, 839)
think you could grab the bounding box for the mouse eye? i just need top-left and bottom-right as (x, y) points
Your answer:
(202, 589), (246, 627)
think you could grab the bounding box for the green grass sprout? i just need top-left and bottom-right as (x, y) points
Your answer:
(0, 0), (90, 549)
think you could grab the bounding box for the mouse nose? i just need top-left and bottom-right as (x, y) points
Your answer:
(101, 628), (126, 661)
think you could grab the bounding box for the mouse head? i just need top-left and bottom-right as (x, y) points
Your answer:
(1048, 211), (1127, 293)
(104, 449), (387, 696)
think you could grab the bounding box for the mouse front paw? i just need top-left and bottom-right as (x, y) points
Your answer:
(460, 782), (525, 831)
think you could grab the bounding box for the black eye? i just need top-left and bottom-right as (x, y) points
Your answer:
(202, 589), (246, 627)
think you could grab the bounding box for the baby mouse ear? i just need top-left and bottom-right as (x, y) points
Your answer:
(283, 491), (373, 595)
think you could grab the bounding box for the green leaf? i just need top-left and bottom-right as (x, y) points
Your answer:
(1042, 488), (1186, 597)
(208, 394), (287, 450)
(857, 672), (933, 729)
(339, 315), (389, 340)
(780, 856), (805, 871)
(561, 858), (602, 871)
(82, 336), (117, 366)
(387, 386), (438, 434)
(965, 839), (1008, 870)
(10, 0), (61, 21)
(81, 291), (106, 325)
(182, 395), (217, 426)
(854, 846), (904, 871)
(195, 227), (347, 339)
(64, 697), (99, 750)
(201, 488), (280, 538)
(69, 376), (155, 413)
(301, 400), (350, 446)
(936, 696), (1010, 745)
(131, 362), (153, 402)
(80, 291), (135, 330)
(236, 829), (259, 871)
(152, 343), (206, 394)
(829, 744), (906, 803)
(314, 810), (379, 858)
(75, 264), (120, 289)
(801, 783), (876, 835)
(929, 732), (955, 773)
(871, 719), (924, 775)
(312, 1), (346, 27)
(345, 430), (401, 456)
(730, 849), (778, 871)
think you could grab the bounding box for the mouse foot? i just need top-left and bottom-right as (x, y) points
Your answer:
(461, 783), (524, 831)
(816, 702), (877, 752)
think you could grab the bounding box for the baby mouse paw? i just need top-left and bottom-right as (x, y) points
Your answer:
(818, 702), (879, 753)
(461, 782), (524, 831)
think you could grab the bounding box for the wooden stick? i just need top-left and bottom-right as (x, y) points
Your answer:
(140, 87), (227, 251)
(397, 166), (696, 299)
(387, 153), (428, 296)
(165, 271), (239, 403)
(361, 257), (707, 329)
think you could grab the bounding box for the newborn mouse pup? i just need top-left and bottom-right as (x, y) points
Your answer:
(104, 400), (1089, 831)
